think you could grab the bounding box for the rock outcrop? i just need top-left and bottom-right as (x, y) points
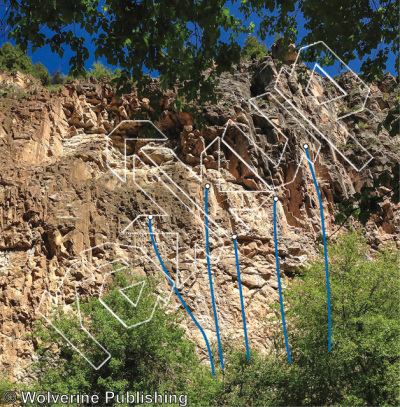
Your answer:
(0, 54), (398, 382)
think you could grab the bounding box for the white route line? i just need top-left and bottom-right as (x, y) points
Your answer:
(94, 253), (174, 329)
(273, 41), (372, 172)
(138, 147), (229, 263)
(37, 243), (176, 368)
(201, 117), (321, 192)
(305, 63), (348, 106)
(37, 261), (111, 370)
(106, 120), (168, 182)
(221, 118), (289, 170)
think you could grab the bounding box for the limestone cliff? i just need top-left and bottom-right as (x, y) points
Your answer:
(0, 55), (398, 382)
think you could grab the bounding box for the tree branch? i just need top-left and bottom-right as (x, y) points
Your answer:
(328, 188), (394, 240)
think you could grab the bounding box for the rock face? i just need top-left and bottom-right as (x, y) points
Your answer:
(0, 54), (398, 382)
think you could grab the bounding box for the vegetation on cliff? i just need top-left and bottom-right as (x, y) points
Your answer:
(0, 42), (125, 88)
(17, 231), (398, 406)
(0, 42), (51, 86)
(240, 35), (268, 61)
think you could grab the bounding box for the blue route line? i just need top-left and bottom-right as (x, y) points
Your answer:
(305, 147), (332, 351)
(205, 185), (224, 370)
(273, 198), (292, 363)
(233, 236), (250, 360)
(149, 217), (216, 376)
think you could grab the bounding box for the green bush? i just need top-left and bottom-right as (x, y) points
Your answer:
(0, 45), (121, 86)
(0, 375), (15, 405)
(274, 230), (400, 406)
(89, 61), (117, 80)
(28, 232), (399, 406)
(240, 35), (267, 60)
(33, 62), (51, 86)
(51, 70), (64, 85)
(0, 43), (51, 85)
(29, 271), (202, 406)
(190, 231), (400, 406)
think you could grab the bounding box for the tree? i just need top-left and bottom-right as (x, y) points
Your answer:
(263, 230), (399, 406)
(4, 0), (398, 224)
(89, 61), (116, 79)
(241, 35), (267, 60)
(4, 1), (397, 98)
(242, 0), (398, 83)
(192, 231), (400, 406)
(5, 0), (250, 108)
(0, 42), (51, 85)
(240, 0), (399, 227)
(33, 62), (51, 86)
(51, 70), (64, 85)
(27, 232), (399, 406)
(28, 270), (204, 406)
(0, 42), (32, 73)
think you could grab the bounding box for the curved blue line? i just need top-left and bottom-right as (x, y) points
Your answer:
(305, 148), (332, 351)
(149, 218), (215, 376)
(273, 200), (292, 363)
(233, 238), (250, 360)
(205, 187), (224, 370)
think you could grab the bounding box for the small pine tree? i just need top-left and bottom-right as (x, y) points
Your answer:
(240, 35), (267, 60)
(51, 70), (64, 85)
(34, 63), (51, 86)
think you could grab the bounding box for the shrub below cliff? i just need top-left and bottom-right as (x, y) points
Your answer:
(24, 231), (399, 406)
(186, 231), (399, 406)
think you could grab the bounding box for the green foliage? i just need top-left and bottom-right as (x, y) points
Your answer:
(0, 42), (51, 85)
(17, 90), (27, 100)
(271, 231), (400, 406)
(5, 1), (398, 224)
(239, 0), (399, 225)
(49, 62), (120, 86)
(6, 0), (252, 109)
(241, 35), (267, 60)
(0, 42), (31, 72)
(29, 271), (202, 406)
(378, 91), (400, 139)
(89, 61), (115, 79)
(34, 62), (51, 86)
(335, 160), (399, 226)
(0, 375), (15, 405)
(59, 62), (121, 85)
(194, 231), (399, 406)
(51, 70), (64, 85)
(357, 120), (367, 129)
(5, 1), (398, 101)
(28, 232), (399, 406)
(241, 0), (398, 82)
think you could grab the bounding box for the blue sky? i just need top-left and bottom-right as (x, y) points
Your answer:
(0, 2), (396, 78)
